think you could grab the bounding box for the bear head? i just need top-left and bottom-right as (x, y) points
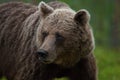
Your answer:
(36, 1), (95, 67)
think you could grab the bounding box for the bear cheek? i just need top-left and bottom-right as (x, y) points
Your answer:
(68, 50), (81, 65)
(54, 48), (81, 67)
(64, 45), (81, 66)
(46, 52), (57, 63)
(54, 53), (81, 67)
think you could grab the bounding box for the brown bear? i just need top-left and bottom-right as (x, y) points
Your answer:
(0, 1), (97, 80)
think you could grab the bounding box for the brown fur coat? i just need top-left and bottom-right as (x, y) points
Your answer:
(0, 1), (97, 80)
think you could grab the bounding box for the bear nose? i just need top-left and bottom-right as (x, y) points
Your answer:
(36, 49), (48, 59)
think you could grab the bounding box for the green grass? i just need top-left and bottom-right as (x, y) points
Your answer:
(55, 77), (69, 80)
(0, 77), (7, 80)
(0, 46), (120, 80)
(94, 46), (120, 80)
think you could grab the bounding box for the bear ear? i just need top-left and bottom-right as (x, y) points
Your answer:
(38, 1), (54, 19)
(74, 9), (90, 25)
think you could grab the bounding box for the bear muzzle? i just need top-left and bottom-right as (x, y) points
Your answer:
(36, 49), (50, 63)
(37, 49), (48, 59)
(36, 49), (57, 64)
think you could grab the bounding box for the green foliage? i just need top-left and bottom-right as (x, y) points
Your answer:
(94, 46), (120, 80)
(0, 77), (7, 80)
(55, 77), (69, 80)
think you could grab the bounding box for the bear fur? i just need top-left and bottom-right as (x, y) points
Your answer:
(0, 1), (97, 80)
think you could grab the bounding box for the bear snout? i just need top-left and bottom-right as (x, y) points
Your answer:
(36, 49), (48, 61)
(36, 49), (57, 64)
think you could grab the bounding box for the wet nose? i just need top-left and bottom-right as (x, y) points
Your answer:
(36, 49), (48, 59)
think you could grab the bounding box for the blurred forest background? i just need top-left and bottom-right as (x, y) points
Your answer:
(0, 0), (120, 80)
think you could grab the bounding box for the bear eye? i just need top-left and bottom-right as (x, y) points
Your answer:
(42, 32), (48, 40)
(55, 32), (64, 44)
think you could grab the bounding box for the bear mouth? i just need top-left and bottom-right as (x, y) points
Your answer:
(38, 57), (52, 64)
